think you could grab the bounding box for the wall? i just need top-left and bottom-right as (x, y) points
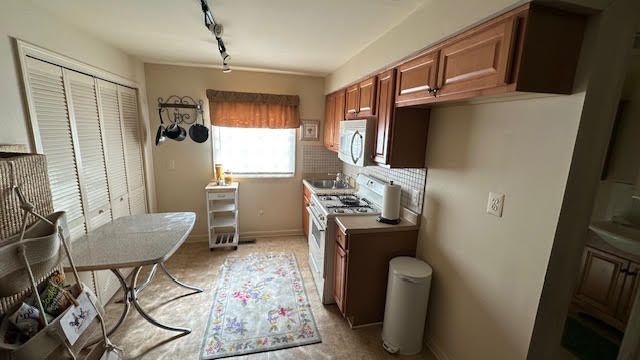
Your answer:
(0, 0), (157, 211)
(591, 51), (640, 221)
(418, 94), (583, 360)
(143, 63), (326, 239)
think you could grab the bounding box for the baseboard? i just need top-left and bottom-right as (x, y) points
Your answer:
(426, 337), (451, 360)
(241, 229), (304, 239)
(187, 229), (304, 243)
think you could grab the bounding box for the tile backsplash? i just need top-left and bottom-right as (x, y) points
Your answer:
(343, 163), (427, 214)
(301, 145), (342, 174)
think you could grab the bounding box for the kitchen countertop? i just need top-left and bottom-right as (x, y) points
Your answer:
(335, 212), (420, 235)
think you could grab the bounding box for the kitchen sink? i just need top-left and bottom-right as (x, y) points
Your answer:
(589, 220), (640, 256)
(308, 179), (352, 190)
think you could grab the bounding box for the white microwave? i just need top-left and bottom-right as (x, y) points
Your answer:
(338, 119), (374, 167)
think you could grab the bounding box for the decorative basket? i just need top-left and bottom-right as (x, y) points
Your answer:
(0, 154), (53, 245)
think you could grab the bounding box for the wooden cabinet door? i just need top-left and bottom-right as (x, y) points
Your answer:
(333, 90), (345, 150)
(574, 247), (629, 324)
(374, 70), (395, 164)
(345, 84), (360, 119)
(437, 17), (518, 99)
(618, 262), (639, 322)
(334, 242), (348, 314)
(323, 93), (335, 151)
(357, 77), (376, 117)
(302, 185), (311, 237)
(395, 51), (439, 106)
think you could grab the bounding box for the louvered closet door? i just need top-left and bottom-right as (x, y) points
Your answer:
(66, 71), (112, 230)
(24, 57), (86, 239)
(97, 80), (130, 219)
(118, 85), (147, 215)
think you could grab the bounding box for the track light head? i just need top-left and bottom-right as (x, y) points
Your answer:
(222, 63), (232, 73)
(220, 51), (231, 63)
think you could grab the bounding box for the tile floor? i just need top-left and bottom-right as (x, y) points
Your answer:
(100, 236), (436, 359)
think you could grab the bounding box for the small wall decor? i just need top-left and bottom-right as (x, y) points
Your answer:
(300, 120), (320, 141)
(156, 96), (208, 145)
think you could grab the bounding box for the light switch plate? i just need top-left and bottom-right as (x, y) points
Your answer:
(486, 192), (505, 217)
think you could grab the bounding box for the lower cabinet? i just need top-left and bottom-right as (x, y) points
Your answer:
(573, 233), (640, 331)
(334, 243), (347, 313)
(334, 225), (418, 327)
(302, 184), (311, 237)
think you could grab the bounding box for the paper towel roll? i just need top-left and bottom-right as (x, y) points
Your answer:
(381, 181), (401, 221)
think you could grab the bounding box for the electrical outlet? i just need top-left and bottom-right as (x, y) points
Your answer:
(411, 189), (421, 207)
(486, 192), (505, 217)
(258, 209), (264, 216)
(168, 159), (175, 170)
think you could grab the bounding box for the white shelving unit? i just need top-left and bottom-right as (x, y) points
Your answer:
(205, 182), (239, 250)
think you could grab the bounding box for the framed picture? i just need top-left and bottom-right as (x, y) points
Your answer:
(300, 120), (320, 141)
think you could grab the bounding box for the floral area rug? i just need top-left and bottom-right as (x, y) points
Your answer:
(200, 252), (321, 359)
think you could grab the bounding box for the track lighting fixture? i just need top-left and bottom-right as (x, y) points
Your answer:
(200, 0), (231, 73)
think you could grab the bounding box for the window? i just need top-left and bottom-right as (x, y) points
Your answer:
(213, 126), (296, 177)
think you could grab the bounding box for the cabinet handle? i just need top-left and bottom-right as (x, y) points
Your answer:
(428, 87), (440, 97)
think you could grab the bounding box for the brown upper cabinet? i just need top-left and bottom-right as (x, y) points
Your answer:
(323, 89), (346, 152)
(333, 90), (345, 147)
(374, 69), (430, 168)
(392, 3), (585, 107)
(435, 16), (517, 99)
(323, 93), (335, 151)
(345, 76), (377, 119)
(395, 51), (439, 107)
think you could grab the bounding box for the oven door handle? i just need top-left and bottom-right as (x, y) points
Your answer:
(307, 206), (326, 232)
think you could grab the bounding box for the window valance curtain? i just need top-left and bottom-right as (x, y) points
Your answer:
(207, 89), (300, 129)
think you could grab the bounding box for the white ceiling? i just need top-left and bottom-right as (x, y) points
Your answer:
(36, 0), (427, 75)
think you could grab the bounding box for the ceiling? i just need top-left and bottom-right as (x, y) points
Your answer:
(36, 0), (427, 75)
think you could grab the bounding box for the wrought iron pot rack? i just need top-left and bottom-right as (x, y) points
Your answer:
(156, 96), (209, 145)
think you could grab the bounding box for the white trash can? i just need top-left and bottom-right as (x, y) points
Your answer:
(382, 256), (433, 355)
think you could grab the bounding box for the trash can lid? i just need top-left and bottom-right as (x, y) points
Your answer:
(390, 256), (432, 281)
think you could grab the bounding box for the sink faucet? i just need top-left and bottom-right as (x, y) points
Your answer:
(328, 172), (345, 183)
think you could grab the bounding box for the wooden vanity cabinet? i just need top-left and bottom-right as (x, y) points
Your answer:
(345, 76), (377, 119)
(334, 225), (418, 327)
(323, 89), (346, 152)
(302, 184), (312, 237)
(572, 231), (640, 331)
(374, 69), (430, 168)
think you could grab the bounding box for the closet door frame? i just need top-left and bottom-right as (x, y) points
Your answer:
(16, 39), (150, 213)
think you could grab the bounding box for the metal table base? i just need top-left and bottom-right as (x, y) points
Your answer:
(99, 262), (203, 340)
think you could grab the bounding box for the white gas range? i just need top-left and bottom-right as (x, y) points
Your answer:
(307, 174), (385, 304)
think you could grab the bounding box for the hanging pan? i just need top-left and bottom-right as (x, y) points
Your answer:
(165, 112), (187, 141)
(155, 108), (167, 146)
(189, 113), (209, 143)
